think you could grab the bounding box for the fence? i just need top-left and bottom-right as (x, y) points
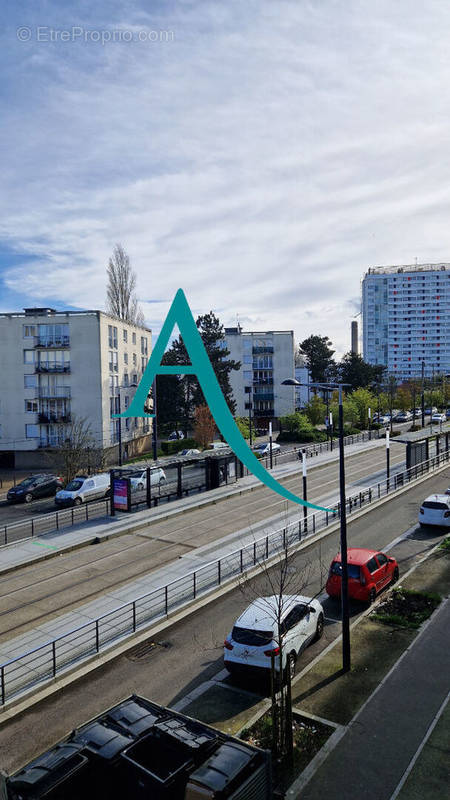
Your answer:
(1, 445), (449, 706)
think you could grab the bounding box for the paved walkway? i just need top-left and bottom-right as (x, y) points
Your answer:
(297, 598), (450, 800)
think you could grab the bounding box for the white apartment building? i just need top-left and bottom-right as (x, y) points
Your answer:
(0, 308), (152, 469)
(223, 326), (295, 425)
(362, 263), (450, 381)
(294, 355), (310, 410)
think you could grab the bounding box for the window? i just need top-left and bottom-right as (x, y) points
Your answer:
(141, 336), (148, 355)
(376, 553), (388, 567)
(124, 396), (129, 409)
(132, 332), (136, 345)
(25, 424), (39, 438)
(24, 375), (37, 388)
(366, 557), (379, 574)
(108, 325), (118, 348)
(133, 353), (137, 366)
(113, 352), (118, 372)
(125, 418), (131, 431)
(123, 373), (129, 387)
(23, 350), (35, 364)
(132, 373), (138, 385)
(23, 325), (36, 338)
(123, 329), (128, 343)
(124, 352), (128, 365)
(141, 357), (147, 371)
(25, 400), (37, 413)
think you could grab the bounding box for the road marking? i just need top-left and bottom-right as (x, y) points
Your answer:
(32, 541), (59, 551)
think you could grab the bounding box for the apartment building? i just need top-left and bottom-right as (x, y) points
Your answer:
(294, 354), (310, 410)
(0, 308), (152, 468)
(223, 326), (295, 425)
(362, 263), (450, 381)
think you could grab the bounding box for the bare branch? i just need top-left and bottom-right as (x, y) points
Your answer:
(105, 243), (145, 325)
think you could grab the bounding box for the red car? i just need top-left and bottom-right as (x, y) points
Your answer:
(326, 547), (399, 604)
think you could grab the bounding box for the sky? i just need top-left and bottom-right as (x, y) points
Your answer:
(2, 0), (450, 357)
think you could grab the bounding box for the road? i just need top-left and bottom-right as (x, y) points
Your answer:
(0, 444), (407, 645)
(0, 467), (448, 774)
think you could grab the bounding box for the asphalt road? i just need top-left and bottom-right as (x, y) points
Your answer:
(0, 467), (448, 774)
(0, 445), (407, 645)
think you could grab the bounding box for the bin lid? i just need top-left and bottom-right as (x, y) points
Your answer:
(187, 742), (254, 792)
(8, 743), (87, 795)
(106, 698), (166, 738)
(154, 718), (216, 752)
(71, 721), (131, 760)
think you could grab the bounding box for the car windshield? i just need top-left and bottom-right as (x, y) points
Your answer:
(330, 562), (361, 580)
(17, 477), (37, 487)
(66, 479), (84, 491)
(231, 627), (273, 646)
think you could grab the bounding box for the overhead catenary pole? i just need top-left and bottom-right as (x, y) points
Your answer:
(302, 451), (308, 531)
(386, 429), (390, 492)
(421, 361), (425, 429)
(338, 385), (351, 672)
(152, 379), (158, 461)
(269, 421), (273, 469)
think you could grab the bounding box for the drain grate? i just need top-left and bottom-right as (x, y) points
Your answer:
(127, 640), (171, 662)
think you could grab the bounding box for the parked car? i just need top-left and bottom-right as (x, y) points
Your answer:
(326, 547), (399, 605)
(224, 594), (324, 681)
(431, 412), (446, 424)
(252, 442), (281, 456)
(179, 448), (201, 456)
(424, 406), (438, 416)
(168, 430), (184, 440)
(419, 494), (450, 528)
(207, 441), (229, 450)
(7, 474), (63, 504)
(374, 414), (390, 426)
(411, 408), (422, 417)
(129, 467), (166, 491)
(55, 473), (110, 506)
(393, 411), (412, 422)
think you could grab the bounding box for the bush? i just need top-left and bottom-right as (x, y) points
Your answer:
(278, 429), (326, 443)
(160, 437), (198, 455)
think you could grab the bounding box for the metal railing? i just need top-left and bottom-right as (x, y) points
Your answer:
(1, 445), (449, 706)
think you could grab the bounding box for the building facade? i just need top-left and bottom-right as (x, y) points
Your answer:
(294, 355), (310, 410)
(362, 263), (450, 381)
(0, 308), (152, 468)
(223, 327), (295, 426)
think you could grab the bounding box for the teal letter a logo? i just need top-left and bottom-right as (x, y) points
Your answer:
(114, 289), (332, 512)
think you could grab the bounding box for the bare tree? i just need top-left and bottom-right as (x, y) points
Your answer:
(106, 244), (145, 325)
(52, 416), (99, 484)
(193, 404), (216, 448)
(236, 526), (325, 766)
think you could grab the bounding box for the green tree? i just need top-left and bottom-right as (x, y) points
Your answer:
(339, 352), (385, 390)
(298, 335), (335, 383)
(304, 395), (327, 426)
(351, 388), (376, 428)
(395, 386), (412, 412)
(235, 416), (251, 439)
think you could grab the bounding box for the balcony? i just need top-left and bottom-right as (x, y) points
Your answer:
(252, 378), (273, 385)
(37, 386), (71, 398)
(252, 346), (274, 354)
(253, 392), (274, 402)
(253, 409), (275, 418)
(35, 362), (70, 373)
(38, 413), (71, 424)
(34, 336), (70, 348)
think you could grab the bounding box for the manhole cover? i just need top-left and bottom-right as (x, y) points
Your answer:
(126, 640), (171, 662)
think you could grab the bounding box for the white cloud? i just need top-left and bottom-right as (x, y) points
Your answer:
(2, 0), (450, 356)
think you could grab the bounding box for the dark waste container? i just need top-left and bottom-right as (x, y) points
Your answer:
(69, 720), (132, 795)
(185, 741), (270, 799)
(6, 743), (90, 800)
(102, 695), (169, 739)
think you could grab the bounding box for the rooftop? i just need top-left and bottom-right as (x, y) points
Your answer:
(365, 262), (450, 276)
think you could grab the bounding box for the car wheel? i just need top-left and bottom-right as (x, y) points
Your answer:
(74, 497), (83, 506)
(368, 588), (376, 605)
(24, 493), (33, 503)
(314, 613), (324, 641)
(286, 652), (296, 682)
(392, 567), (399, 585)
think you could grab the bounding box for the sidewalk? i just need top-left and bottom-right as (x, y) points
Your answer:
(295, 597), (450, 800)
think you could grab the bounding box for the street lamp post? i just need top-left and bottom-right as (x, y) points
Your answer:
(152, 378), (158, 462)
(246, 386), (253, 446)
(282, 378), (351, 672)
(421, 361), (425, 429)
(269, 421), (273, 469)
(386, 429), (390, 492)
(329, 411), (333, 451)
(302, 450), (307, 531)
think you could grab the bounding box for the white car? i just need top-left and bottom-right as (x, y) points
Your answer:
(419, 494), (450, 528)
(207, 441), (229, 450)
(168, 431), (184, 440)
(129, 467), (166, 492)
(431, 413), (446, 424)
(224, 595), (324, 680)
(374, 414), (390, 426)
(252, 442), (281, 456)
(179, 448), (201, 456)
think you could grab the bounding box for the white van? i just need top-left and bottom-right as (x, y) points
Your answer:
(207, 441), (229, 451)
(129, 467), (166, 492)
(55, 473), (110, 506)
